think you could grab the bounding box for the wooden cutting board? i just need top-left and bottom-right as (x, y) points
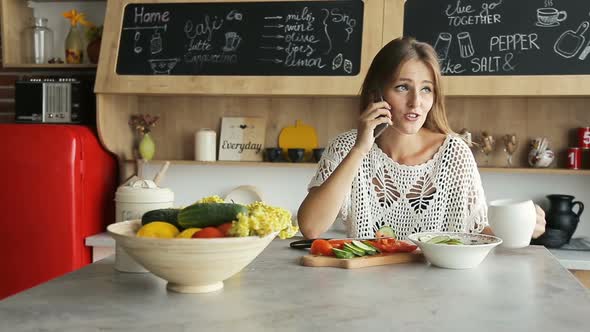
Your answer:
(301, 252), (424, 269)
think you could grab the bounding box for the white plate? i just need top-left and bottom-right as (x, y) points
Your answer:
(224, 185), (263, 205)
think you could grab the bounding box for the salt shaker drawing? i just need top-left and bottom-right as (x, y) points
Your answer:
(457, 32), (475, 58)
(434, 32), (452, 61)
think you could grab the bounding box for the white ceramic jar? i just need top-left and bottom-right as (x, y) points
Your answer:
(114, 179), (174, 272)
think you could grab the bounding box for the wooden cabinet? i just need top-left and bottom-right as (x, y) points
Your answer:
(95, 0), (385, 96)
(385, 0), (590, 96)
(0, 0), (106, 68)
(92, 0), (590, 179)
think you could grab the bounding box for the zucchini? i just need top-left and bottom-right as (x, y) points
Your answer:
(177, 202), (248, 229)
(141, 208), (181, 228)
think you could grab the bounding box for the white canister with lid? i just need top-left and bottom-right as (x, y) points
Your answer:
(195, 128), (217, 161)
(114, 178), (174, 272)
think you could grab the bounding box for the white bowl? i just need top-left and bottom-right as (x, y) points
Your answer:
(407, 232), (502, 269)
(107, 220), (277, 293)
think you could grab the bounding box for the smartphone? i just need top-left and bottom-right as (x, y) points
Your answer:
(373, 90), (389, 139)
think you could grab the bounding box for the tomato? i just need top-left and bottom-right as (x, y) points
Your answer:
(327, 239), (353, 249)
(192, 227), (225, 238)
(310, 239), (334, 256)
(395, 240), (418, 252)
(366, 238), (417, 253)
(217, 222), (233, 236)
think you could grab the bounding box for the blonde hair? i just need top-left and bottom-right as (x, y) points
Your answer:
(360, 37), (453, 134)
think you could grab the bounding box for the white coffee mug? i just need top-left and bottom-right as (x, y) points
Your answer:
(488, 199), (536, 248)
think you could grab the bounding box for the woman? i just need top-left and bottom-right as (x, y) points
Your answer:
(297, 37), (546, 240)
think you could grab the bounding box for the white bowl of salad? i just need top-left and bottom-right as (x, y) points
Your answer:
(407, 232), (502, 269)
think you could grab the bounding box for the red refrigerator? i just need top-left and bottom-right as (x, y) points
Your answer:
(0, 124), (117, 299)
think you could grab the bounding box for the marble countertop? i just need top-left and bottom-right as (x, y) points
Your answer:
(4, 238), (590, 331)
(86, 232), (590, 270)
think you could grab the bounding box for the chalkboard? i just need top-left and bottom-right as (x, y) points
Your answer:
(116, 1), (363, 76)
(404, 0), (590, 76)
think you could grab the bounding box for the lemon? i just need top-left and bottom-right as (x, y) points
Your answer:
(175, 228), (202, 238)
(136, 222), (180, 238)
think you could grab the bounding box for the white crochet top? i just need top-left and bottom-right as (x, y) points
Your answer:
(308, 130), (488, 239)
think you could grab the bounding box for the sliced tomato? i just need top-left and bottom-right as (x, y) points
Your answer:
(310, 239), (334, 256)
(395, 240), (418, 253)
(327, 239), (353, 250)
(366, 238), (417, 253)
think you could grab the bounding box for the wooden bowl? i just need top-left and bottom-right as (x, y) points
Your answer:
(108, 220), (277, 293)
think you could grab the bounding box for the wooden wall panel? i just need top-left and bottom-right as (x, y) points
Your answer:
(98, 95), (358, 161)
(447, 97), (590, 168)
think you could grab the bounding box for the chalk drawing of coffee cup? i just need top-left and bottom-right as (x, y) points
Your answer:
(222, 32), (242, 52)
(536, 7), (567, 27)
(457, 32), (475, 58)
(434, 32), (452, 61)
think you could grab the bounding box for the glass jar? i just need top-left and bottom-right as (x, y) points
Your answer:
(22, 17), (54, 64)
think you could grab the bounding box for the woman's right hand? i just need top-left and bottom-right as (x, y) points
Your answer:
(354, 101), (393, 155)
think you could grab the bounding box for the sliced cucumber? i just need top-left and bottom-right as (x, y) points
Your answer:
(362, 240), (381, 253)
(343, 243), (365, 256)
(352, 240), (377, 255)
(376, 226), (396, 239)
(425, 235), (464, 245)
(332, 248), (355, 259)
(427, 235), (451, 244)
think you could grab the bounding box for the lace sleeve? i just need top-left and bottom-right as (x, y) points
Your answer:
(307, 131), (356, 220)
(445, 137), (488, 233)
(458, 139), (488, 232)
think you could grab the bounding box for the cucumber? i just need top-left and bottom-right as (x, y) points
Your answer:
(332, 248), (355, 259)
(362, 240), (381, 253)
(352, 240), (377, 255)
(376, 226), (396, 239)
(343, 243), (365, 256)
(177, 202), (248, 229)
(427, 235), (451, 244)
(141, 208), (181, 228)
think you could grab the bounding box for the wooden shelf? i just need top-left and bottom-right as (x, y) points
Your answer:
(126, 159), (319, 169)
(2, 63), (98, 69)
(126, 159), (590, 175)
(478, 167), (590, 176)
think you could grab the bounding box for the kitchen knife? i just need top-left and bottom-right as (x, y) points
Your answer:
(289, 238), (381, 250)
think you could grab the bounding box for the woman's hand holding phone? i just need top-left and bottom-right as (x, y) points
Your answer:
(354, 97), (392, 156)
